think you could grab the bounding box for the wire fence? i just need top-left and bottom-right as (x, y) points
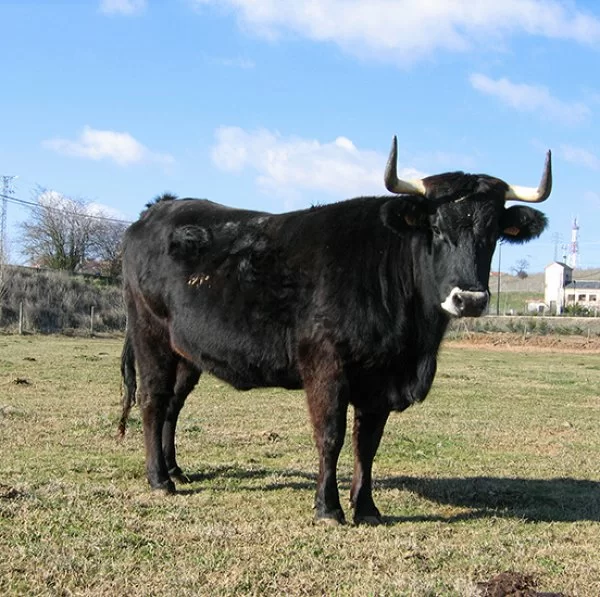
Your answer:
(3, 265), (600, 338)
(449, 315), (600, 338)
(0, 265), (125, 335)
(3, 301), (122, 336)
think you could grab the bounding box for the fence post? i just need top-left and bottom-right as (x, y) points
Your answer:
(90, 306), (95, 337)
(19, 301), (23, 335)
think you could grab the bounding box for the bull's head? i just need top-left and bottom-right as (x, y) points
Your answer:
(382, 136), (550, 318)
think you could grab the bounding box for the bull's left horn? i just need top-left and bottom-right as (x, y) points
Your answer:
(505, 150), (552, 203)
(384, 136), (426, 196)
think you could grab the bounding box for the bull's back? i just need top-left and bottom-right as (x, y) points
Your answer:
(123, 199), (306, 389)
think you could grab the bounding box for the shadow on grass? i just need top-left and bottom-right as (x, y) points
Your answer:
(378, 475), (600, 524)
(177, 465), (600, 523)
(175, 465), (315, 492)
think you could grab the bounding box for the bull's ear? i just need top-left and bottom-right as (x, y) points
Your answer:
(500, 205), (548, 244)
(168, 225), (211, 259)
(381, 199), (428, 234)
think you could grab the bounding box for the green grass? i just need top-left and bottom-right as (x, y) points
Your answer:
(1, 336), (599, 596)
(491, 290), (544, 315)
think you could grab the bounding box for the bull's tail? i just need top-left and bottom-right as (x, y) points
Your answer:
(118, 330), (137, 438)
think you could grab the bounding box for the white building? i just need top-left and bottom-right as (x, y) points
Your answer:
(544, 262), (600, 314)
(564, 281), (600, 312)
(544, 262), (572, 314)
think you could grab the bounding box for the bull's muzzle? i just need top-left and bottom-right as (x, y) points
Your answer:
(441, 288), (489, 318)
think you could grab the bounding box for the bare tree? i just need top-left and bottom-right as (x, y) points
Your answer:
(511, 258), (530, 279)
(20, 187), (103, 273)
(91, 219), (128, 279)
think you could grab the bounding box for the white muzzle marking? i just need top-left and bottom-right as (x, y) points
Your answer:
(441, 287), (489, 317)
(441, 287), (463, 317)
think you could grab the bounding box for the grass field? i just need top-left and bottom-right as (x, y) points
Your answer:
(1, 335), (599, 596)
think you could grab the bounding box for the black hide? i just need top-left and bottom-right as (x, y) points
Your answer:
(121, 182), (548, 524)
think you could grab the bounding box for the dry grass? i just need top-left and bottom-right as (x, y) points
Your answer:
(1, 335), (599, 596)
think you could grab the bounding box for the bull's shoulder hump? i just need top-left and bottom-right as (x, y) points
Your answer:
(168, 198), (272, 221)
(133, 198), (273, 230)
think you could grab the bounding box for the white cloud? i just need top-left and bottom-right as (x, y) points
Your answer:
(99, 0), (146, 15)
(87, 202), (129, 221)
(470, 73), (591, 124)
(38, 190), (73, 211)
(193, 0), (600, 65)
(561, 145), (600, 170)
(42, 126), (175, 167)
(38, 190), (127, 221)
(211, 126), (426, 199)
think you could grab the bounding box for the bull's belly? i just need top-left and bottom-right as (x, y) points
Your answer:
(169, 326), (302, 391)
(200, 352), (303, 391)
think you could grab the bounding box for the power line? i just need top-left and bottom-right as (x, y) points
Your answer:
(0, 192), (133, 225)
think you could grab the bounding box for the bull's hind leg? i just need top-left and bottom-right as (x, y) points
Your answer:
(163, 359), (201, 482)
(132, 324), (179, 493)
(350, 409), (389, 525)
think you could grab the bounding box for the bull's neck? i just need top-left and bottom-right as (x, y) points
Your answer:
(404, 236), (451, 351)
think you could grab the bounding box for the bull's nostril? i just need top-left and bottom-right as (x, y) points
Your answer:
(441, 288), (488, 317)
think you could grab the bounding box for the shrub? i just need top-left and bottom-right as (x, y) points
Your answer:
(564, 304), (593, 317)
(0, 266), (125, 334)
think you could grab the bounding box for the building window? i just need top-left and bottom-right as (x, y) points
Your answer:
(590, 295), (597, 302)
(578, 294), (586, 302)
(567, 294), (575, 302)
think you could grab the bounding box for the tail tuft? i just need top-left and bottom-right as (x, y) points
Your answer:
(118, 332), (137, 438)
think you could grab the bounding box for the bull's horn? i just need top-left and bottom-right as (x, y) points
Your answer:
(505, 150), (552, 203)
(384, 136), (426, 195)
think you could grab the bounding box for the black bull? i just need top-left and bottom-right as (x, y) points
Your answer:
(120, 139), (551, 524)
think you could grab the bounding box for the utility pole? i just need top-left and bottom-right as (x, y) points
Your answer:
(496, 240), (503, 315)
(0, 175), (17, 286)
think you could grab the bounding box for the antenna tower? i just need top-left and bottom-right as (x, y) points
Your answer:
(566, 216), (579, 269)
(1, 175), (17, 274)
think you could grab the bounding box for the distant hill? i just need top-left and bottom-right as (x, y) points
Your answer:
(490, 267), (600, 294)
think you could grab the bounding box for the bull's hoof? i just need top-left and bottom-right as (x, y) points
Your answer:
(353, 513), (383, 526)
(314, 509), (346, 526)
(315, 516), (345, 527)
(352, 501), (383, 525)
(168, 467), (191, 484)
(150, 479), (176, 494)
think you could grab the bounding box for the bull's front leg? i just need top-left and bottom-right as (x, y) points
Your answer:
(300, 341), (349, 525)
(305, 383), (349, 524)
(350, 408), (389, 525)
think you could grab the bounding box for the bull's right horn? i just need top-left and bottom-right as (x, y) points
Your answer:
(384, 136), (426, 196)
(505, 150), (552, 203)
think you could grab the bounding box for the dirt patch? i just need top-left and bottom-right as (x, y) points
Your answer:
(0, 484), (26, 500)
(475, 571), (566, 596)
(446, 332), (600, 353)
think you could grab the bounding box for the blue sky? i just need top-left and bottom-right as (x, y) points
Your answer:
(1, 0), (600, 274)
